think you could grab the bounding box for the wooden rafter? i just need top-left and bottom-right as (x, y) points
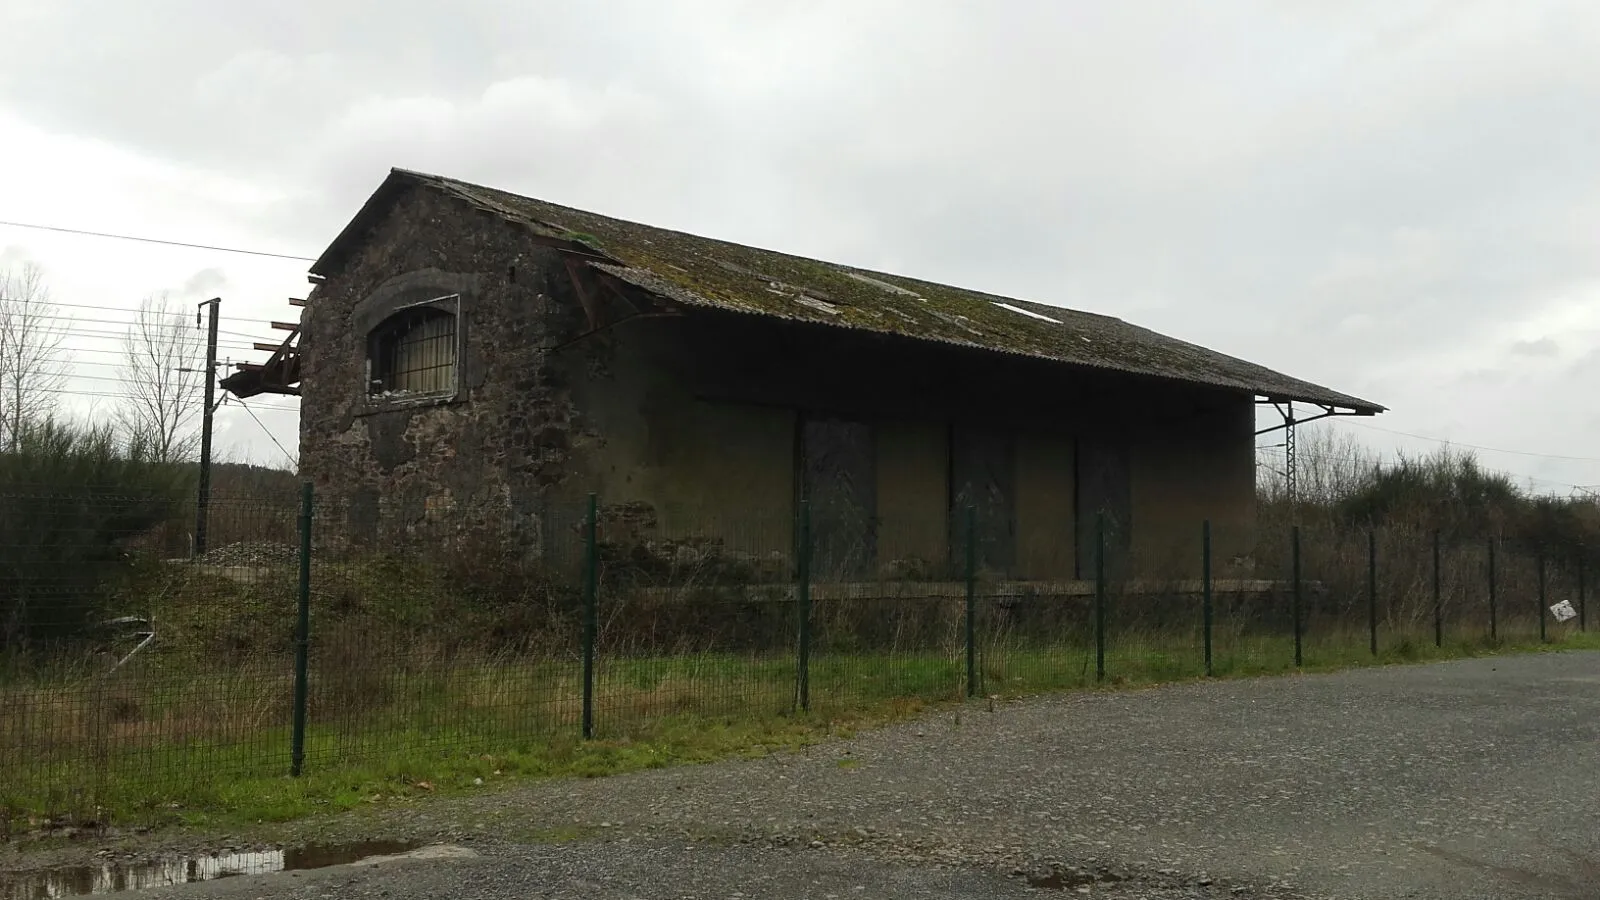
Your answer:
(564, 257), (604, 331)
(221, 316), (301, 399)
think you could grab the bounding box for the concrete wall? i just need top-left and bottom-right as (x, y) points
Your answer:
(552, 309), (1256, 580)
(558, 317), (798, 554)
(1128, 396), (1257, 577)
(875, 419), (950, 571)
(1017, 433), (1077, 578)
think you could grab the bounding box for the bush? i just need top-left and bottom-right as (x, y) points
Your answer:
(0, 420), (193, 653)
(1258, 427), (1600, 627)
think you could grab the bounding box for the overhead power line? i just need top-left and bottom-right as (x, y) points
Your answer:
(1257, 444), (1584, 492)
(47, 324), (258, 350)
(36, 385), (298, 410)
(1336, 419), (1600, 464)
(46, 300), (276, 325)
(19, 310), (265, 334)
(33, 381), (291, 403)
(0, 219), (316, 262)
(231, 398), (297, 467)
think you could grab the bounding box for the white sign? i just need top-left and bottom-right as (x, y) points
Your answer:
(1550, 600), (1578, 623)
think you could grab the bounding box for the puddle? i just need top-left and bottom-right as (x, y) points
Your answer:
(1, 840), (422, 898)
(1022, 865), (1122, 891)
(1026, 871), (1094, 890)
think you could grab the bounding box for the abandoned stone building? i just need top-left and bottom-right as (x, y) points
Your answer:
(234, 168), (1383, 580)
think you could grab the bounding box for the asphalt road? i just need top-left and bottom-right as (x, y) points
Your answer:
(25, 651), (1600, 899)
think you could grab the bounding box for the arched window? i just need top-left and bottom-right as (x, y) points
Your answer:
(367, 301), (458, 397)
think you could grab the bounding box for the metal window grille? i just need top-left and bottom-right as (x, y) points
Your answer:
(369, 305), (457, 396)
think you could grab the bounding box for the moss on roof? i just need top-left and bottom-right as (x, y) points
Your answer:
(318, 169), (1383, 414)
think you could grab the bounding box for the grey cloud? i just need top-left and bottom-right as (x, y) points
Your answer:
(4, 0), (1600, 479)
(1450, 367), (1512, 389)
(1510, 337), (1559, 357)
(179, 268), (229, 299)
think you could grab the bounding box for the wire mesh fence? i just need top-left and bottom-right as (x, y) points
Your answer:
(2, 486), (1594, 832)
(0, 492), (300, 830)
(300, 493), (586, 772)
(592, 506), (797, 735)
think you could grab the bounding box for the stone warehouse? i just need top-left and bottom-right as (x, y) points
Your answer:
(246, 168), (1383, 580)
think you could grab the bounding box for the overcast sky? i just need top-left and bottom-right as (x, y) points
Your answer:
(1, 0), (1597, 490)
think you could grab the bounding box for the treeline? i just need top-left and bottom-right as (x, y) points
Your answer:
(1259, 429), (1600, 570)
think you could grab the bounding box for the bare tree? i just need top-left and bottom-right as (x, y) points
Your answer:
(0, 263), (68, 449)
(117, 293), (204, 462)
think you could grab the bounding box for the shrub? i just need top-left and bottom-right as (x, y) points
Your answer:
(0, 420), (192, 653)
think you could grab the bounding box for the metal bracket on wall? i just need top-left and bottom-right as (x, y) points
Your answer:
(1253, 399), (1358, 437)
(1253, 398), (1374, 509)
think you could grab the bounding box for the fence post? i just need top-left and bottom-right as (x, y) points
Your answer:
(964, 505), (977, 698)
(1538, 550), (1548, 643)
(290, 482), (312, 777)
(581, 493), (597, 740)
(1580, 549), (1588, 633)
(1292, 525), (1303, 668)
(1432, 529), (1443, 648)
(1367, 529), (1378, 657)
(1095, 512), (1107, 683)
(796, 500), (812, 712)
(1202, 520), (1213, 678)
(1488, 538), (1498, 642)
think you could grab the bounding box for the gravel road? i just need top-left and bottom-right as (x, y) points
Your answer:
(11, 651), (1600, 899)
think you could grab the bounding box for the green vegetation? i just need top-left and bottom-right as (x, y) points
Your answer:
(6, 620), (1595, 834)
(1264, 433), (1600, 581)
(0, 420), (193, 652)
(6, 432), (1600, 838)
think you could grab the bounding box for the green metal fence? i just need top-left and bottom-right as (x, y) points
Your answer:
(1, 486), (1592, 832)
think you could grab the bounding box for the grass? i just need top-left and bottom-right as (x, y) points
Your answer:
(152, 707), (902, 829)
(4, 621), (1598, 837)
(975, 626), (1600, 694)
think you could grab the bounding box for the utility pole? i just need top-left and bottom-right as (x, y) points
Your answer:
(1283, 400), (1298, 510)
(194, 297), (220, 557)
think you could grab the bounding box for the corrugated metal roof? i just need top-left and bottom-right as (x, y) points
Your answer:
(314, 169), (1384, 414)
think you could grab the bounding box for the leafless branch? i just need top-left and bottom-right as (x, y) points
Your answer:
(117, 293), (203, 462)
(0, 263), (69, 449)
